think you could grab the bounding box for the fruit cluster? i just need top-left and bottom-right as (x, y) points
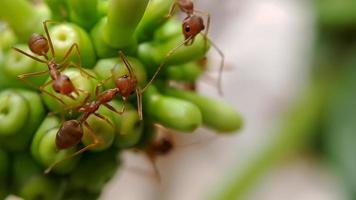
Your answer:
(0, 0), (243, 199)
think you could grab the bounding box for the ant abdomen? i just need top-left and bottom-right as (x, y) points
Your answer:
(28, 33), (49, 56)
(56, 120), (83, 149)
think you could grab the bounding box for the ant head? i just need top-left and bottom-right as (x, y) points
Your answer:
(56, 120), (83, 149)
(115, 75), (137, 97)
(52, 75), (75, 95)
(28, 33), (49, 56)
(179, 0), (194, 14)
(182, 15), (205, 44)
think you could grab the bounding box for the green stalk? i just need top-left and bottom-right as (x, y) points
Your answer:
(0, 0), (42, 41)
(98, 0), (109, 17)
(0, 91), (28, 136)
(144, 86), (202, 132)
(134, 0), (174, 43)
(93, 56), (147, 89)
(44, 0), (70, 21)
(42, 68), (98, 113)
(154, 18), (181, 42)
(165, 62), (203, 82)
(103, 0), (149, 48)
(211, 81), (326, 200)
(0, 149), (8, 182)
(66, 0), (99, 30)
(164, 87), (243, 133)
(2, 44), (47, 89)
(19, 176), (59, 200)
(138, 34), (210, 67)
(68, 148), (120, 193)
(90, 18), (117, 58)
(0, 24), (17, 51)
(31, 116), (61, 162)
(49, 23), (96, 68)
(111, 101), (143, 149)
(0, 90), (45, 151)
(13, 154), (59, 200)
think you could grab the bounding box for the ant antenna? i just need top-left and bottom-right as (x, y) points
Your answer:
(141, 36), (194, 93)
(202, 34), (225, 95)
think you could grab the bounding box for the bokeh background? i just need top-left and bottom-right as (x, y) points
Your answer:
(101, 0), (356, 200)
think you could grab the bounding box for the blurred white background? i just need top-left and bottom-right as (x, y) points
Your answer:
(102, 0), (346, 199)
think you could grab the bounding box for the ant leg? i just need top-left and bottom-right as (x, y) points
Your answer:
(118, 51), (135, 78)
(141, 36), (193, 92)
(57, 43), (96, 79)
(63, 89), (91, 113)
(59, 43), (81, 65)
(39, 81), (66, 105)
(104, 97), (127, 116)
(103, 103), (125, 115)
(45, 122), (100, 174)
(93, 113), (114, 127)
(201, 35), (225, 96)
(195, 9), (211, 50)
(17, 70), (49, 79)
(68, 62), (97, 79)
(43, 20), (58, 58)
(65, 93), (76, 100)
(145, 153), (161, 183)
(95, 75), (114, 98)
(12, 47), (47, 63)
(77, 89), (91, 104)
(18, 74), (66, 105)
(136, 88), (143, 120)
(166, 1), (178, 18)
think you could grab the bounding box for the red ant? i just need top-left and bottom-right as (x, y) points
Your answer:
(13, 20), (94, 105)
(45, 51), (149, 173)
(144, 0), (225, 95)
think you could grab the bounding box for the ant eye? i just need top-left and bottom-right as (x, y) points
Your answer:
(185, 25), (191, 33)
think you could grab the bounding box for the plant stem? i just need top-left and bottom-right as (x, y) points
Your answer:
(0, 0), (42, 42)
(103, 0), (149, 48)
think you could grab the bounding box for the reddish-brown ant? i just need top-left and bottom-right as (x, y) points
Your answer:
(45, 51), (149, 173)
(13, 20), (94, 105)
(143, 0), (225, 94)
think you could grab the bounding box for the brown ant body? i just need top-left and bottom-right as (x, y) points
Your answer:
(145, 0), (225, 95)
(13, 20), (94, 104)
(45, 51), (147, 173)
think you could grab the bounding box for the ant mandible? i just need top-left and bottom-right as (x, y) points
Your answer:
(45, 51), (147, 173)
(13, 20), (94, 105)
(144, 0), (225, 95)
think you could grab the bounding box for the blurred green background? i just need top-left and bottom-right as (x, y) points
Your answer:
(211, 0), (356, 199)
